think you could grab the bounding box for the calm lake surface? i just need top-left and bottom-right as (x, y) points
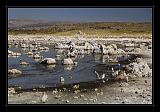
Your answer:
(8, 43), (127, 90)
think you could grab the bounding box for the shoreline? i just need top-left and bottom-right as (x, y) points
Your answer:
(8, 34), (152, 104)
(8, 34), (152, 42)
(8, 77), (152, 104)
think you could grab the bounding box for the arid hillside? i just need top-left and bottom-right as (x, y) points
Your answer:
(8, 19), (152, 38)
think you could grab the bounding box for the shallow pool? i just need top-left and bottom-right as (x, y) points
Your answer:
(8, 44), (126, 90)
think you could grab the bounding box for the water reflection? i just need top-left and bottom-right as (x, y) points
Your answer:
(21, 48), (29, 52)
(43, 64), (56, 70)
(8, 43), (125, 89)
(55, 55), (61, 60)
(33, 58), (41, 62)
(56, 49), (65, 54)
(94, 54), (130, 63)
(94, 54), (110, 63)
(64, 65), (74, 70)
(10, 55), (20, 58)
(76, 55), (85, 59)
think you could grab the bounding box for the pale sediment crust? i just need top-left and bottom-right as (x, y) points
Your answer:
(8, 34), (152, 42)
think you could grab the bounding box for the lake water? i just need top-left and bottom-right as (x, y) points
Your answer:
(8, 44), (129, 90)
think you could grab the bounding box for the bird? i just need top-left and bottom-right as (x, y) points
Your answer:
(94, 71), (100, 79)
(60, 77), (65, 84)
(101, 73), (105, 79)
(41, 92), (48, 103)
(118, 63), (121, 71)
(19, 59), (29, 65)
(111, 67), (114, 72)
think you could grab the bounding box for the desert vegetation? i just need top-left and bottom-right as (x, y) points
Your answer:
(8, 22), (152, 37)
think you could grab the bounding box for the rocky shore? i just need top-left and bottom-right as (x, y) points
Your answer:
(8, 35), (152, 104)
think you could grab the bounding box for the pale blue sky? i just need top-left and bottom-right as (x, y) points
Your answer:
(8, 8), (152, 22)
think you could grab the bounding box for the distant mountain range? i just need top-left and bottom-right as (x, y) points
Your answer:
(8, 19), (80, 29)
(8, 19), (151, 29)
(8, 19), (48, 28)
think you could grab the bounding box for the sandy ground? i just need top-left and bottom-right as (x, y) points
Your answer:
(8, 76), (152, 104)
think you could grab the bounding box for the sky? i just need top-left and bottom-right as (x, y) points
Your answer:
(8, 8), (152, 22)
